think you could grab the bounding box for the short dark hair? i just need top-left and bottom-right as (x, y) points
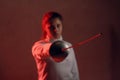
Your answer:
(41, 11), (63, 39)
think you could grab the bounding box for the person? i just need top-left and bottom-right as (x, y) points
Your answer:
(32, 11), (80, 80)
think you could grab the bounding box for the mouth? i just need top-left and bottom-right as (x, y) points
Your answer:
(53, 33), (60, 37)
(54, 32), (59, 35)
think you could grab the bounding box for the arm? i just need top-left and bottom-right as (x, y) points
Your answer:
(32, 42), (51, 59)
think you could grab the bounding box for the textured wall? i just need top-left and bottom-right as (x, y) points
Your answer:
(0, 0), (120, 80)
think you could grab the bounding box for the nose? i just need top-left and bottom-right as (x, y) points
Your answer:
(54, 26), (58, 32)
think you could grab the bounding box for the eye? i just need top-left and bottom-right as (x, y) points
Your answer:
(57, 24), (60, 28)
(49, 25), (55, 30)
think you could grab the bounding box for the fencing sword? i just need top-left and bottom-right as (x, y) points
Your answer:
(49, 33), (102, 62)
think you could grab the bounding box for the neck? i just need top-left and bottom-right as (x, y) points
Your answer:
(45, 35), (63, 42)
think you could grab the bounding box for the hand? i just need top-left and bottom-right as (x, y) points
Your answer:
(49, 40), (69, 62)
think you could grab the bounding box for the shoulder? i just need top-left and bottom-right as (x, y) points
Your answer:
(31, 40), (48, 55)
(62, 40), (72, 46)
(32, 40), (45, 50)
(33, 39), (48, 46)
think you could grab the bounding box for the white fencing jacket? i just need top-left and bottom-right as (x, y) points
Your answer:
(32, 37), (80, 80)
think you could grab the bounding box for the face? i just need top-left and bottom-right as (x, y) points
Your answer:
(45, 18), (63, 39)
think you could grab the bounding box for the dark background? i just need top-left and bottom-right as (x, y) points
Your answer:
(0, 0), (120, 80)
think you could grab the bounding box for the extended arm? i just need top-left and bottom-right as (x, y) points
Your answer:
(32, 42), (51, 59)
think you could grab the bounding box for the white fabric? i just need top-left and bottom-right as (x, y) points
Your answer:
(32, 37), (80, 80)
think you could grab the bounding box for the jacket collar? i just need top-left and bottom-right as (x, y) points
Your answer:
(44, 35), (63, 43)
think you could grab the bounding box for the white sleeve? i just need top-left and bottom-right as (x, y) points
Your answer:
(32, 42), (51, 59)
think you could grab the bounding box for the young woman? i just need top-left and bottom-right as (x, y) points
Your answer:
(32, 11), (80, 80)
